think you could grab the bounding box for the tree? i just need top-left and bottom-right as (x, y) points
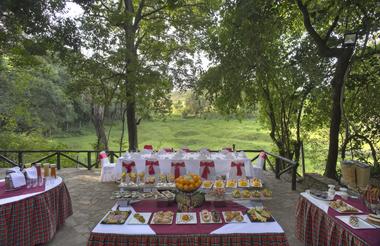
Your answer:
(72, 0), (219, 151)
(296, 0), (379, 179)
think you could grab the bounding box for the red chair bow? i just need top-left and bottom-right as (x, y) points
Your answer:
(231, 161), (244, 176)
(163, 148), (173, 152)
(259, 152), (267, 159)
(182, 148), (191, 153)
(146, 160), (159, 175)
(223, 147), (233, 152)
(122, 161), (135, 173)
(144, 145), (153, 150)
(171, 161), (185, 178)
(99, 151), (108, 159)
(200, 161), (215, 179)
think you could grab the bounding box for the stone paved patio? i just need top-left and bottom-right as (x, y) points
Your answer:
(41, 168), (303, 245)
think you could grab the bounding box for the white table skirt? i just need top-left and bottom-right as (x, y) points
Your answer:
(0, 176), (63, 205)
(114, 152), (257, 179)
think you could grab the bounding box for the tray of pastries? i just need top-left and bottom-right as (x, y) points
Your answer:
(214, 180), (225, 189)
(201, 180), (214, 189)
(101, 210), (131, 224)
(250, 178), (263, 188)
(199, 209), (222, 224)
(127, 212), (152, 225)
(329, 199), (362, 213)
(222, 211), (246, 223)
(151, 211), (175, 224)
(176, 212), (197, 224)
(246, 207), (274, 222)
(226, 179), (237, 188)
(238, 179), (249, 188)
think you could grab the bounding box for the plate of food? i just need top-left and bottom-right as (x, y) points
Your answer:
(151, 211), (174, 224)
(241, 190), (251, 199)
(250, 178), (262, 188)
(226, 179), (237, 188)
(261, 188), (272, 198)
(127, 212), (152, 225)
(336, 215), (376, 229)
(214, 180), (225, 188)
(222, 211), (246, 223)
(238, 179), (249, 188)
(232, 189), (241, 198)
(176, 212), (197, 224)
(199, 210), (222, 224)
(101, 210), (131, 224)
(161, 190), (175, 200)
(251, 190), (262, 199)
(310, 190), (333, 201)
(201, 180), (214, 189)
(329, 199), (362, 213)
(246, 207), (275, 222)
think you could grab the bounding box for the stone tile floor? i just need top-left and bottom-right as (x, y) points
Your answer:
(35, 168), (303, 245)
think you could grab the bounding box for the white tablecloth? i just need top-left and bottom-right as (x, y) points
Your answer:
(0, 177), (63, 205)
(115, 152), (257, 179)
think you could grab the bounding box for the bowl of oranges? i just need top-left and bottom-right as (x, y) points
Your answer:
(175, 174), (202, 193)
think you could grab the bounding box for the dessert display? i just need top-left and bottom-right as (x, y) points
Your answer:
(223, 211), (245, 223)
(251, 190), (261, 198)
(175, 174), (202, 192)
(349, 215), (359, 227)
(262, 188), (272, 197)
(232, 189), (241, 198)
(247, 207), (274, 222)
(250, 178), (262, 188)
(176, 212), (197, 224)
(145, 176), (156, 185)
(212, 187), (226, 199)
(226, 179), (237, 188)
(202, 180), (213, 189)
(101, 210), (131, 224)
(329, 199), (360, 213)
(214, 180), (225, 188)
(151, 211), (174, 224)
(238, 179), (249, 188)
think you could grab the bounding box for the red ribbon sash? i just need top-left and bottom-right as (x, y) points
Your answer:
(99, 152), (107, 159)
(231, 161), (244, 176)
(171, 162), (185, 178)
(122, 161), (135, 173)
(146, 160), (159, 175)
(144, 145), (153, 150)
(223, 147), (233, 152)
(200, 161), (214, 179)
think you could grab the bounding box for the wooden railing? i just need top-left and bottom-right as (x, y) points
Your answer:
(0, 147), (300, 190)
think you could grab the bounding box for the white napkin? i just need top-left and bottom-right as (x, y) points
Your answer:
(9, 172), (26, 188)
(24, 166), (38, 179)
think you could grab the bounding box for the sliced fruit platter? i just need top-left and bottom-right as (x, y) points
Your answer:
(175, 174), (202, 193)
(101, 210), (131, 224)
(151, 211), (174, 224)
(246, 207), (275, 222)
(127, 212), (152, 225)
(329, 199), (362, 213)
(176, 212), (198, 224)
(199, 209), (222, 224)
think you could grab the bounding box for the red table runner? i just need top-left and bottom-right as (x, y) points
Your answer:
(0, 179), (73, 245)
(296, 194), (380, 246)
(132, 200), (247, 235)
(0, 180), (45, 199)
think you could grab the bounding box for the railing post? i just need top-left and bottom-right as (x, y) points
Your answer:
(275, 158), (280, 179)
(57, 152), (61, 170)
(292, 162), (298, 190)
(301, 141), (305, 176)
(87, 151), (92, 170)
(95, 152), (99, 168)
(232, 144), (236, 151)
(110, 151), (114, 163)
(18, 151), (23, 166)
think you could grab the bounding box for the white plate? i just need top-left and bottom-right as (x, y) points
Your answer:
(336, 215), (376, 229)
(127, 212), (152, 225)
(222, 211), (248, 223)
(329, 202), (363, 214)
(201, 181), (214, 189)
(176, 212), (198, 224)
(150, 212), (174, 224)
(226, 180), (238, 189)
(199, 211), (222, 224)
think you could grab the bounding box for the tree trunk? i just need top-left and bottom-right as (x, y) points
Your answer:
(324, 48), (353, 179)
(126, 100), (138, 151)
(91, 104), (108, 150)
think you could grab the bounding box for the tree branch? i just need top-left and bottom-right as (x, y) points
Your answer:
(133, 0), (145, 30)
(296, 0), (339, 58)
(323, 13), (340, 42)
(141, 5), (168, 19)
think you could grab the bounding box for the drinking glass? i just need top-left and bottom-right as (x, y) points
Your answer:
(50, 164), (57, 178)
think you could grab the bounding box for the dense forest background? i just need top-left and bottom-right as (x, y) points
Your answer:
(0, 0), (379, 179)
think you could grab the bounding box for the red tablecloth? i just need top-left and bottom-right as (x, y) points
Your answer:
(0, 179), (73, 245)
(88, 200), (289, 246)
(296, 195), (380, 246)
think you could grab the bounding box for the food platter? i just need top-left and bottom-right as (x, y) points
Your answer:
(246, 207), (275, 222)
(101, 210), (131, 224)
(238, 179), (249, 188)
(250, 178), (263, 188)
(309, 190), (333, 201)
(222, 211), (247, 223)
(201, 180), (214, 189)
(226, 180), (237, 188)
(151, 211), (175, 224)
(176, 212), (198, 224)
(127, 212), (152, 225)
(329, 199), (362, 214)
(199, 209), (222, 224)
(336, 215), (376, 229)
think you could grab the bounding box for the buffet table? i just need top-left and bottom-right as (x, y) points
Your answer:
(88, 200), (289, 246)
(0, 177), (73, 245)
(115, 152), (255, 179)
(296, 192), (380, 246)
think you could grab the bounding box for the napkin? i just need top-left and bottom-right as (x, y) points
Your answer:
(24, 166), (38, 179)
(9, 172), (26, 188)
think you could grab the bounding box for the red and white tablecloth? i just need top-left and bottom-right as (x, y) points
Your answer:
(296, 192), (380, 246)
(88, 200), (289, 246)
(0, 177), (73, 245)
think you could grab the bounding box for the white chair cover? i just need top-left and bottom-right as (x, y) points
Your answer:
(100, 162), (116, 182)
